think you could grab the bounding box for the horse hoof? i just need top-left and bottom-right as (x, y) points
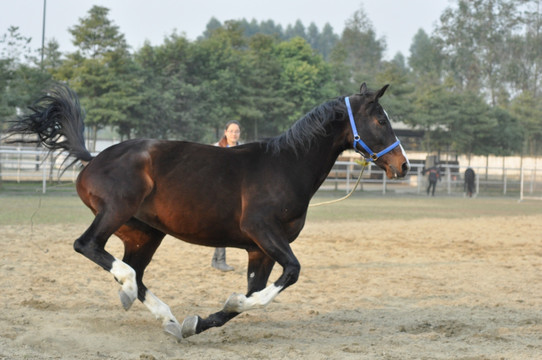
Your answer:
(119, 289), (136, 310)
(181, 316), (199, 338)
(164, 320), (183, 340)
(223, 292), (246, 313)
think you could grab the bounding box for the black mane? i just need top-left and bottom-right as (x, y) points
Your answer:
(265, 96), (347, 156)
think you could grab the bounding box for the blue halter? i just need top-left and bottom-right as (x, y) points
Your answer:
(345, 96), (401, 162)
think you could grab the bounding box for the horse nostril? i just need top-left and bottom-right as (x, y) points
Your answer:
(401, 162), (410, 175)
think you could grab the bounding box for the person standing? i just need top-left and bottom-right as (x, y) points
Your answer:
(424, 165), (440, 196)
(211, 120), (241, 271)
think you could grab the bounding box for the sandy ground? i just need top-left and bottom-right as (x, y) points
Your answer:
(1, 215), (542, 360)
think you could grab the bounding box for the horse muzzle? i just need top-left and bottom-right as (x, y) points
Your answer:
(383, 145), (410, 179)
(386, 161), (410, 179)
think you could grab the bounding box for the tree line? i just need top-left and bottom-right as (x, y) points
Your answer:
(1, 0), (541, 158)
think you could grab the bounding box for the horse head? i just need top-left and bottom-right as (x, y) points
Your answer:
(345, 83), (410, 179)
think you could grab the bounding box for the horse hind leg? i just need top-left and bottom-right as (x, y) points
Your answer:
(74, 211), (140, 308)
(115, 219), (183, 340)
(75, 152), (156, 311)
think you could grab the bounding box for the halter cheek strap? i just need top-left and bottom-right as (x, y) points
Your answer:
(345, 96), (401, 162)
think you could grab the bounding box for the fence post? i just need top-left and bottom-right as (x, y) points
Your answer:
(519, 166), (524, 201)
(42, 158), (47, 194)
(503, 168), (507, 195)
(446, 166), (451, 194)
(17, 148), (21, 183)
(476, 172), (480, 196)
(530, 169), (535, 194)
(417, 166), (422, 194)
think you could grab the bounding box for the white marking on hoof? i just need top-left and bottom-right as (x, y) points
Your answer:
(143, 290), (182, 339)
(181, 316), (199, 338)
(223, 284), (283, 313)
(223, 293), (246, 313)
(110, 259), (137, 309)
(119, 289), (135, 310)
(164, 320), (183, 340)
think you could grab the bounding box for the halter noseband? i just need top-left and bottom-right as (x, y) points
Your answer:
(345, 96), (400, 162)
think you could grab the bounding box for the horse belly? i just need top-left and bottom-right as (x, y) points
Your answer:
(135, 194), (248, 248)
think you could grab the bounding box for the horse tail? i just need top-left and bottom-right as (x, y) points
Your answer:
(6, 83), (93, 166)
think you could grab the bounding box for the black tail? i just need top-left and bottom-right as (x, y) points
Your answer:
(5, 83), (93, 165)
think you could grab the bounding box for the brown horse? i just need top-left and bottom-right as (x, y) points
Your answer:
(7, 83), (409, 340)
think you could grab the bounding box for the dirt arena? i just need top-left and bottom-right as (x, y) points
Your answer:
(1, 214), (541, 359)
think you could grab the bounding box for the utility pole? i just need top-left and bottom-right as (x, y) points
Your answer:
(40, 0), (46, 70)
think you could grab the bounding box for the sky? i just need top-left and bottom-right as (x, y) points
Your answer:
(1, 0), (453, 60)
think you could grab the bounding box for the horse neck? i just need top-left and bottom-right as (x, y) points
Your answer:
(294, 127), (350, 192)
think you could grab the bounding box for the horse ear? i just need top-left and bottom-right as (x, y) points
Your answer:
(359, 82), (367, 95)
(375, 84), (389, 99)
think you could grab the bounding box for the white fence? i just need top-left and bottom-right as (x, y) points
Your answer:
(319, 158), (542, 198)
(1, 146), (541, 198)
(0, 147), (82, 193)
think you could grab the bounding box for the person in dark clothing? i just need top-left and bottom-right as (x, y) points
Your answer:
(424, 166), (440, 196)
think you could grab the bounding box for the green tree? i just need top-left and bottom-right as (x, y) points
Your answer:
(285, 20), (306, 39)
(317, 23), (339, 61)
(520, 0), (542, 97)
(70, 6), (126, 58)
(375, 57), (415, 125)
(41, 39), (63, 72)
(0, 26), (51, 124)
(509, 91), (542, 155)
(306, 23), (320, 50)
(56, 5), (141, 148)
(447, 92), (497, 156)
(274, 37), (335, 131)
(242, 34), (289, 139)
(131, 40), (179, 139)
(412, 78), (519, 157)
(409, 29), (444, 86)
(185, 21), (250, 142)
(138, 33), (203, 141)
(330, 5), (386, 88)
(487, 107), (524, 156)
(436, 0), (520, 105)
(261, 20), (284, 37)
(202, 17), (223, 39)
(411, 81), (454, 152)
(502, 0), (542, 156)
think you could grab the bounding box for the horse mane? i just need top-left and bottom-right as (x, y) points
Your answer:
(265, 96), (347, 156)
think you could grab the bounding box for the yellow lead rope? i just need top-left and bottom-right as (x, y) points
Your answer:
(309, 159), (369, 207)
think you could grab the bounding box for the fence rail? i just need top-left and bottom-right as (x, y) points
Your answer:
(0, 147), (84, 193)
(1, 146), (541, 198)
(319, 159), (542, 198)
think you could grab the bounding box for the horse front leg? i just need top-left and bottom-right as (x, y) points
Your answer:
(223, 248), (299, 313)
(181, 225), (301, 338)
(181, 249), (278, 337)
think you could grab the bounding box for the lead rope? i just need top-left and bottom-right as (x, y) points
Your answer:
(309, 159), (368, 207)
